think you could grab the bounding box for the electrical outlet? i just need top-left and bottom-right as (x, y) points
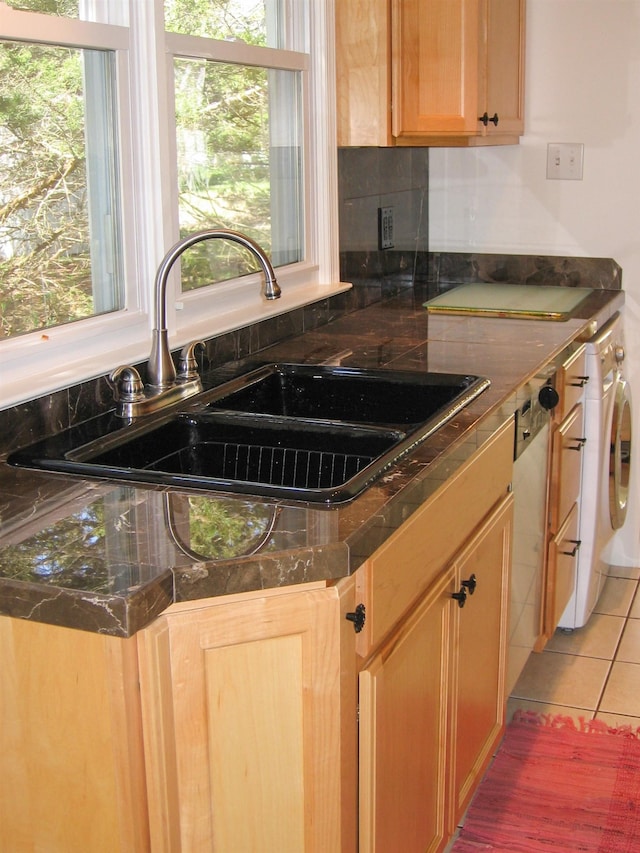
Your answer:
(546, 143), (584, 180)
(378, 206), (394, 250)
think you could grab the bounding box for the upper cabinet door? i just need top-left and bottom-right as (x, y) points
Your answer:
(336, 0), (525, 147)
(482, 0), (526, 138)
(392, 0), (481, 139)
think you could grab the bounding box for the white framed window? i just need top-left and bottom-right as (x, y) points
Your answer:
(0, 0), (342, 409)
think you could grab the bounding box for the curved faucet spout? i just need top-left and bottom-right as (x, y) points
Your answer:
(148, 228), (281, 388)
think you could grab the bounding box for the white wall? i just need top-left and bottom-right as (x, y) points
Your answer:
(429, 0), (640, 563)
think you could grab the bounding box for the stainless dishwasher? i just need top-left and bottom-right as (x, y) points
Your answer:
(506, 374), (558, 696)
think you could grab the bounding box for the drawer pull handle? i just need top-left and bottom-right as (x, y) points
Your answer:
(561, 540), (581, 557)
(567, 437), (587, 451)
(461, 573), (477, 595)
(570, 376), (590, 387)
(479, 111), (499, 126)
(451, 588), (467, 608)
(345, 603), (366, 633)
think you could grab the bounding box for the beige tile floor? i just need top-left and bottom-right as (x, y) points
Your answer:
(508, 564), (640, 729)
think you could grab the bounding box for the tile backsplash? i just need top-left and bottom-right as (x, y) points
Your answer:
(428, 252), (622, 291)
(338, 147), (429, 254)
(338, 146), (430, 286)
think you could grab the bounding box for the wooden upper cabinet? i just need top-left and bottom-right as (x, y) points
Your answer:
(336, 0), (392, 146)
(336, 0), (525, 147)
(482, 0), (526, 139)
(392, 0), (481, 140)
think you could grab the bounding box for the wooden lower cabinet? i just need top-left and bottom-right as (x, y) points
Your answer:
(0, 423), (515, 853)
(450, 495), (512, 825)
(137, 584), (349, 853)
(359, 568), (454, 852)
(0, 616), (149, 853)
(546, 502), (580, 632)
(538, 348), (586, 645)
(358, 493), (513, 852)
(538, 345), (587, 645)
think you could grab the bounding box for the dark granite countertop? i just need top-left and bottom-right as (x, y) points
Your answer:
(0, 284), (624, 636)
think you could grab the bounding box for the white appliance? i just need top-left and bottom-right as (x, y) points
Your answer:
(507, 374), (556, 695)
(559, 312), (632, 629)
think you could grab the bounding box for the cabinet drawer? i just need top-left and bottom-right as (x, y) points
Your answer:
(558, 346), (587, 420)
(356, 418), (514, 657)
(548, 502), (579, 632)
(553, 403), (584, 527)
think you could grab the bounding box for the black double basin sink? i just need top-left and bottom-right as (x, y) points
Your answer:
(9, 364), (489, 504)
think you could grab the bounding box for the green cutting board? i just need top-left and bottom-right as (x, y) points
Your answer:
(424, 284), (592, 320)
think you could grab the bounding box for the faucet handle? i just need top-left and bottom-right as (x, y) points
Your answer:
(110, 366), (145, 402)
(177, 340), (205, 381)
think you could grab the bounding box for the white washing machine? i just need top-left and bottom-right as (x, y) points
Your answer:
(559, 312), (632, 630)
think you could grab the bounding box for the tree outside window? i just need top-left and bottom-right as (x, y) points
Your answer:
(0, 0), (303, 338)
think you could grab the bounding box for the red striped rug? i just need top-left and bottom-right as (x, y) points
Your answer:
(451, 711), (640, 852)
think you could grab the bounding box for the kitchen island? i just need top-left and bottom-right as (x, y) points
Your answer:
(0, 282), (624, 852)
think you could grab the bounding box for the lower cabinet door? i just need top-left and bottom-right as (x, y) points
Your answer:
(548, 502), (580, 631)
(450, 494), (513, 826)
(358, 567), (455, 853)
(137, 587), (343, 853)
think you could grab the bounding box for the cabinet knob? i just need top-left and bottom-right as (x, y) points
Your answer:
(451, 588), (467, 608)
(567, 437), (587, 452)
(461, 573), (477, 595)
(345, 603), (366, 633)
(479, 111), (499, 126)
(538, 384), (559, 410)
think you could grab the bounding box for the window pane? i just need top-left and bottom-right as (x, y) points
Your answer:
(165, 0), (283, 48)
(174, 57), (303, 291)
(0, 42), (123, 338)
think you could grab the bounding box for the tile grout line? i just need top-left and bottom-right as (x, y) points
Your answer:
(508, 574), (640, 720)
(593, 575), (640, 717)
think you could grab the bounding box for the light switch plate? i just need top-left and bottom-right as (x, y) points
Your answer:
(547, 143), (584, 180)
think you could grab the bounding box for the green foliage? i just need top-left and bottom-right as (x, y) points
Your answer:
(4, 0), (79, 15)
(2, 492), (276, 594)
(0, 1), (280, 337)
(186, 496), (275, 560)
(1, 504), (110, 592)
(0, 40), (91, 337)
(174, 54), (273, 283)
(165, 0), (267, 45)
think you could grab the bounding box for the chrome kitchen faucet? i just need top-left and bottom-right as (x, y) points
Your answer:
(110, 228), (281, 419)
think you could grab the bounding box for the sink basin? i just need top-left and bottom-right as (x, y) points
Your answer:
(204, 363), (485, 427)
(8, 365), (489, 504)
(77, 414), (404, 502)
